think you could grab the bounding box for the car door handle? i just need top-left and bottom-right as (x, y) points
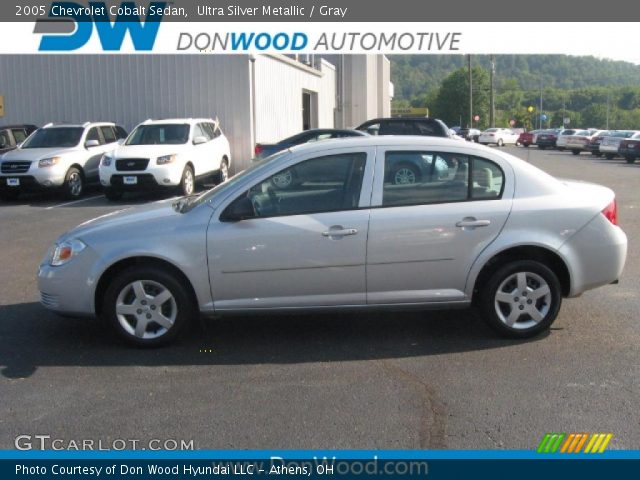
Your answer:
(322, 227), (358, 237)
(455, 218), (491, 228)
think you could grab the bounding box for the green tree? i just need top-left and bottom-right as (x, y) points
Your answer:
(432, 66), (490, 129)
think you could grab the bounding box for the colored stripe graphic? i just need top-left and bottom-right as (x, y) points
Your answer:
(538, 433), (613, 453)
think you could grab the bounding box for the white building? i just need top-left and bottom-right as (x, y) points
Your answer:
(0, 54), (391, 172)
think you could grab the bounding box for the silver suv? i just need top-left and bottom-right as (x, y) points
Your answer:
(0, 122), (126, 200)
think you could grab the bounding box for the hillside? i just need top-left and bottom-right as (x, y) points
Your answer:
(391, 55), (640, 101)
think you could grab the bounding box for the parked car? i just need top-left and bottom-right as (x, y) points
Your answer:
(99, 118), (231, 200)
(564, 129), (594, 155)
(254, 129), (367, 160)
(38, 136), (627, 346)
(478, 128), (519, 146)
(535, 129), (561, 149)
(0, 124), (37, 155)
(517, 130), (540, 147)
(459, 128), (481, 142)
(0, 122), (127, 200)
(618, 132), (640, 163)
(555, 129), (578, 151)
(599, 130), (638, 159)
(356, 117), (451, 137)
(585, 130), (610, 156)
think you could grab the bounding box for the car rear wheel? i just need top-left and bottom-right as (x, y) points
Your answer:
(497, 139), (504, 147)
(103, 266), (195, 347)
(478, 260), (562, 338)
(63, 167), (84, 199)
(571, 150), (580, 155)
(625, 156), (636, 164)
(179, 165), (195, 196)
(104, 187), (123, 201)
(605, 154), (615, 160)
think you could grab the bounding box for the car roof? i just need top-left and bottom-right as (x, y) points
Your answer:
(286, 135), (492, 155)
(42, 122), (115, 129)
(0, 124), (37, 130)
(140, 118), (215, 125)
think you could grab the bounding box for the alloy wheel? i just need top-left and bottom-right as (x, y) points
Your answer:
(115, 280), (177, 340)
(494, 271), (552, 330)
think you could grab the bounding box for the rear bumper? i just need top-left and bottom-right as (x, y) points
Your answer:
(559, 214), (627, 297)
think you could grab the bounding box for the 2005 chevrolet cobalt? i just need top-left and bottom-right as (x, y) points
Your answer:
(38, 137), (627, 346)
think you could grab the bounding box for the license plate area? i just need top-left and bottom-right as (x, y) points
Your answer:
(6, 178), (20, 187)
(123, 176), (137, 185)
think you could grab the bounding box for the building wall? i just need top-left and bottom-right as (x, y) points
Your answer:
(253, 55), (336, 146)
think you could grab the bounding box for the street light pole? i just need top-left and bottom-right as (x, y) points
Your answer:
(468, 54), (473, 128)
(489, 54), (495, 127)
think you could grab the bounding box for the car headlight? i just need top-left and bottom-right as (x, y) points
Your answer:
(156, 154), (177, 165)
(50, 239), (86, 266)
(101, 155), (113, 167)
(38, 156), (61, 168)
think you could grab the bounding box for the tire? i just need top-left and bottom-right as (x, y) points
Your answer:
(104, 187), (123, 201)
(625, 156), (636, 164)
(557, 147), (565, 151)
(524, 144), (530, 148)
(478, 260), (562, 339)
(497, 139), (504, 147)
(216, 157), (229, 184)
(605, 154), (615, 160)
(571, 150), (580, 155)
(0, 189), (20, 201)
(63, 167), (84, 199)
(179, 164), (195, 196)
(538, 145), (546, 150)
(103, 266), (196, 347)
(390, 163), (420, 185)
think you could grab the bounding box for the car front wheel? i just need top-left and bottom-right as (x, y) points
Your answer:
(63, 167), (84, 199)
(103, 266), (195, 347)
(478, 260), (561, 338)
(179, 165), (195, 196)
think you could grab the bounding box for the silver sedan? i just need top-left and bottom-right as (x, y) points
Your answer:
(38, 137), (627, 346)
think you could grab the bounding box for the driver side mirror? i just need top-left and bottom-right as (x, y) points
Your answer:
(220, 196), (255, 222)
(85, 139), (100, 148)
(193, 136), (207, 145)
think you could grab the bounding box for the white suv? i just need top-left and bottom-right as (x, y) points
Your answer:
(0, 122), (126, 200)
(99, 118), (231, 200)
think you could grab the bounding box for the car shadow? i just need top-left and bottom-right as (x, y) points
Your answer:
(0, 302), (548, 379)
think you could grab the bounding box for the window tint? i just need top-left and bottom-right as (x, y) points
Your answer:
(101, 126), (116, 144)
(194, 123), (212, 141)
(211, 123), (221, 138)
(472, 157), (504, 200)
(415, 122), (438, 136)
(126, 124), (189, 145)
(115, 126), (128, 140)
(361, 122), (381, 136)
(86, 127), (102, 144)
(308, 133), (333, 142)
(11, 129), (27, 143)
(380, 121), (417, 135)
(0, 131), (10, 148)
(382, 151), (504, 207)
(227, 153), (367, 219)
(201, 123), (217, 140)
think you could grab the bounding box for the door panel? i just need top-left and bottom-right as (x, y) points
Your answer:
(366, 148), (513, 304)
(207, 148), (374, 310)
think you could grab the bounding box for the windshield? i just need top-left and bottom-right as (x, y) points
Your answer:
(21, 127), (83, 149)
(484, 128), (498, 133)
(179, 151), (290, 213)
(126, 124), (190, 145)
(611, 131), (635, 138)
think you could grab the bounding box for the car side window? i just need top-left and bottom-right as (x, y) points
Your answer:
(11, 129), (27, 143)
(115, 126), (128, 140)
(380, 121), (417, 135)
(381, 151), (504, 207)
(101, 126), (117, 144)
(224, 153), (367, 220)
(86, 127), (103, 145)
(194, 123), (211, 142)
(205, 123), (220, 139)
(362, 123), (380, 136)
(0, 131), (10, 148)
(415, 122), (438, 135)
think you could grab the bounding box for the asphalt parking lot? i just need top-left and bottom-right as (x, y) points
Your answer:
(0, 147), (638, 451)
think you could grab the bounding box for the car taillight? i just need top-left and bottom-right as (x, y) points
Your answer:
(602, 199), (618, 226)
(254, 144), (263, 156)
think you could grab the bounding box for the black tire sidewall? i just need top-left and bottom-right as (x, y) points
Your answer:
(479, 260), (562, 338)
(103, 266), (194, 347)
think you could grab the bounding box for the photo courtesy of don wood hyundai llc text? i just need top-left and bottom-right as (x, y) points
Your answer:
(0, 0), (638, 478)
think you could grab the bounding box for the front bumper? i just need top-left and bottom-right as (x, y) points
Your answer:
(0, 170), (66, 191)
(37, 245), (100, 316)
(100, 165), (183, 189)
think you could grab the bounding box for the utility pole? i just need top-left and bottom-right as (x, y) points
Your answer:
(468, 54), (473, 128)
(539, 79), (543, 129)
(606, 91), (610, 129)
(489, 55), (495, 127)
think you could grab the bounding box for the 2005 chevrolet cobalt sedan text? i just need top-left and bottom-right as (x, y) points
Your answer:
(38, 137), (627, 346)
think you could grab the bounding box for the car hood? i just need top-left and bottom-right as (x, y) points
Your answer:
(1, 147), (80, 161)
(63, 198), (181, 241)
(111, 144), (187, 159)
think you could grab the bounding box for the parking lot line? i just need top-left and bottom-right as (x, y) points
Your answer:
(44, 195), (105, 210)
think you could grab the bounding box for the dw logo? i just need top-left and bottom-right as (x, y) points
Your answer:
(38, 1), (165, 51)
